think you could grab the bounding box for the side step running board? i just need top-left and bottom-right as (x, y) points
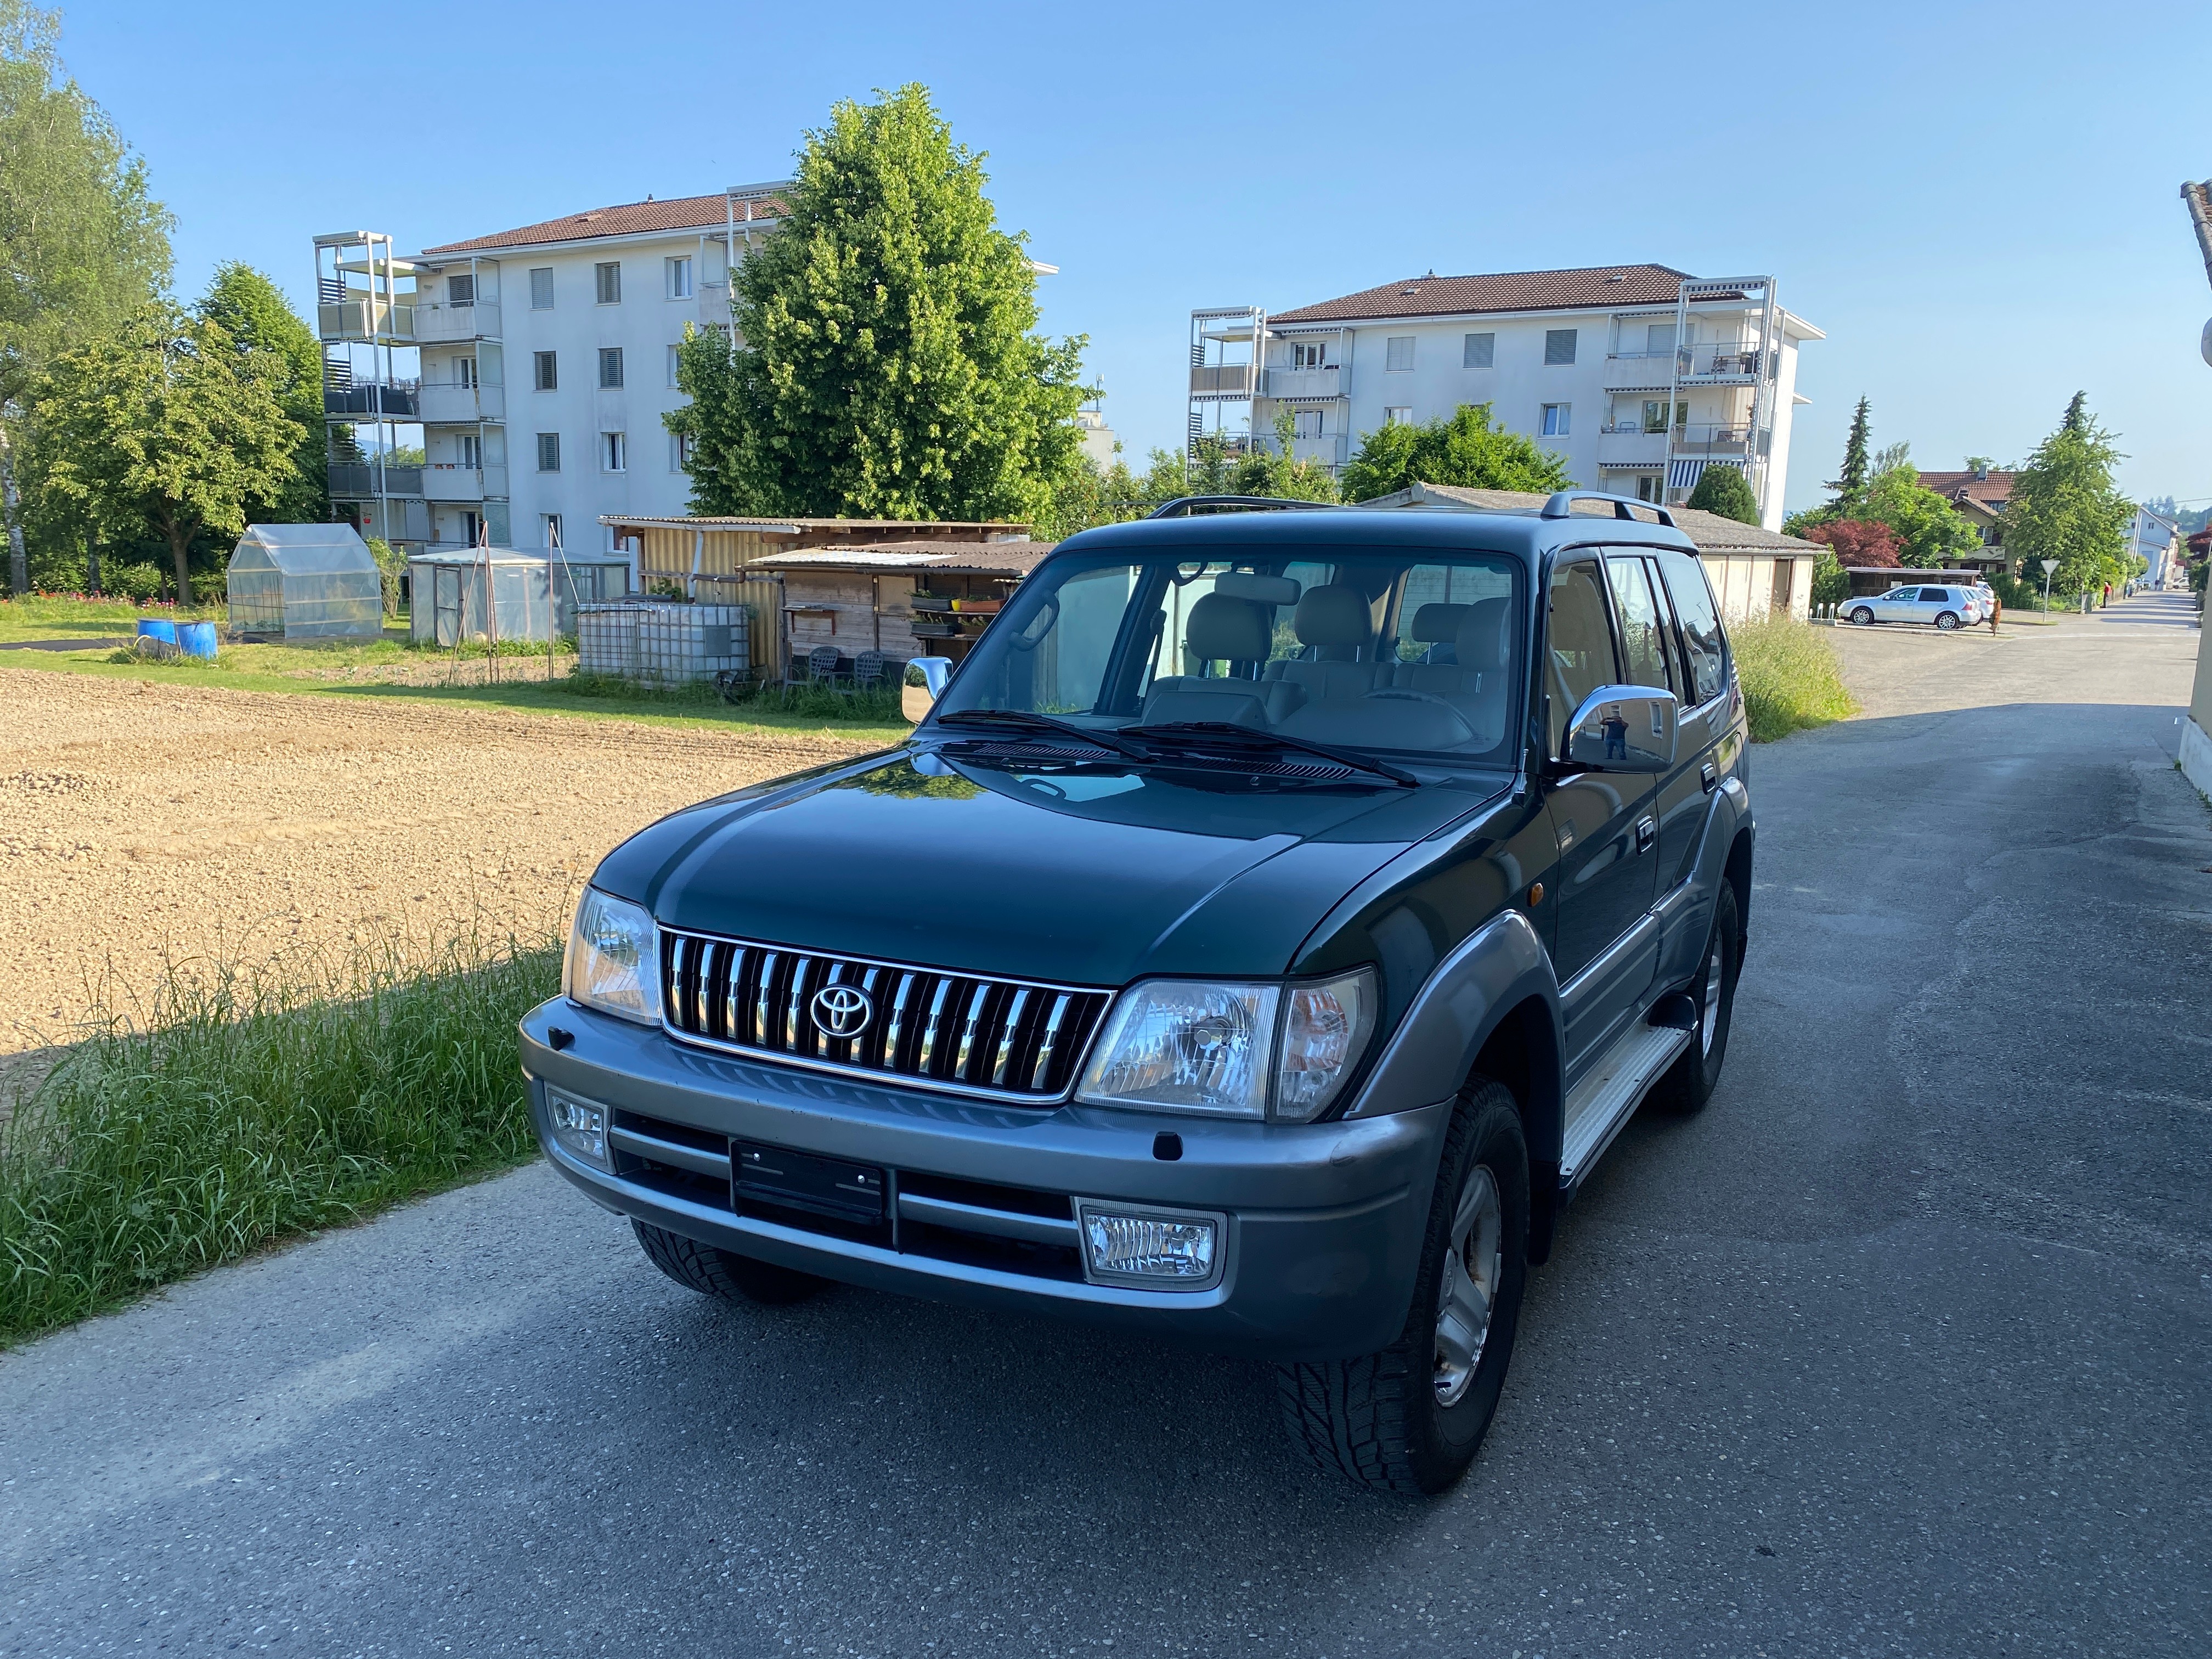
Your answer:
(1559, 1020), (1695, 1186)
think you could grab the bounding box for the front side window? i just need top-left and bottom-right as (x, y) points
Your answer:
(595, 261), (621, 304)
(599, 346), (624, 388)
(1544, 329), (1578, 365)
(933, 547), (1526, 763)
(1655, 547), (1726, 704)
(1604, 555), (1677, 696)
(1385, 336), (1414, 372)
(1545, 560), (1616, 758)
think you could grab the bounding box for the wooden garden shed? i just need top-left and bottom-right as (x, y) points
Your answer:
(749, 540), (1057, 672)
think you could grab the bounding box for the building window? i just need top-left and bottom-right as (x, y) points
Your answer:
(602, 431), (627, 472)
(1385, 336), (1414, 373)
(1290, 341), (1327, 369)
(1463, 332), (1494, 369)
(455, 356), (476, 389)
(666, 256), (693, 299)
(599, 347), (624, 388)
(1541, 403), (1571, 437)
(536, 432), (561, 472)
(595, 262), (622, 304)
(543, 512), (563, 549)
(1544, 329), (1577, 365)
(534, 351), (557, 391)
(448, 272), (475, 305)
(1292, 409), (1324, 440)
(1644, 323), (1675, 357)
(1637, 475), (1661, 504)
(455, 432), (481, 469)
(667, 343), (682, 387)
(1384, 406), (1413, 426)
(673, 432), (697, 470)
(530, 268), (554, 309)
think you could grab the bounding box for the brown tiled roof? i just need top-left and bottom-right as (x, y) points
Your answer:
(1356, 481), (1819, 554)
(421, 192), (786, 255)
(1271, 264), (1695, 324)
(1916, 470), (2013, 509)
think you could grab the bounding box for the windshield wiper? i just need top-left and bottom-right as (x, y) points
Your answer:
(932, 707), (1150, 762)
(1122, 721), (1419, 787)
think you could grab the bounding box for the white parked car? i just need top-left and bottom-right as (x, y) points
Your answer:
(1845, 584), (1982, 631)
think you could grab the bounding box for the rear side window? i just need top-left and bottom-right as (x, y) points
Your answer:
(1921, 588), (1950, 602)
(1655, 549), (1726, 705)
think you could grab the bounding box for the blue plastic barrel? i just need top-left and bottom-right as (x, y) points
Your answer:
(178, 622), (218, 659)
(135, 618), (177, 646)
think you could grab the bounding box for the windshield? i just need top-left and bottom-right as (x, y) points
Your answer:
(932, 546), (1524, 762)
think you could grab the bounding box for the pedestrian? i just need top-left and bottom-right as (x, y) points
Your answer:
(2103, 580), (2112, 607)
(1989, 591), (2001, 635)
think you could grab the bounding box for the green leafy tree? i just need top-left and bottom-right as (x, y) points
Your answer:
(27, 307), (301, 601)
(1861, 464), (1985, 568)
(196, 263), (325, 523)
(1229, 410), (1340, 504)
(1685, 463), (1759, 524)
(2002, 398), (2132, 596)
(1825, 396), (1872, 508)
(1339, 402), (1574, 502)
(0, 0), (173, 593)
(668, 84), (1090, 522)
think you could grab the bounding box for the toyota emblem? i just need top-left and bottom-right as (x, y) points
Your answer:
(811, 983), (874, 1039)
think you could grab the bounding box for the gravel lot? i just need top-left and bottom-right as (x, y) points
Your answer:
(0, 668), (879, 1071)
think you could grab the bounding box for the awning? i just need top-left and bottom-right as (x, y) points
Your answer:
(1667, 457), (1747, 492)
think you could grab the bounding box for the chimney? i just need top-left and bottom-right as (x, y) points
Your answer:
(1973, 462), (1988, 480)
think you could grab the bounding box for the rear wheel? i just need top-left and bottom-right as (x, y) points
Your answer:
(1936, 611), (1960, 631)
(1654, 882), (1741, 1114)
(1277, 1084), (1528, 1496)
(631, 1218), (831, 1305)
(1849, 606), (1875, 626)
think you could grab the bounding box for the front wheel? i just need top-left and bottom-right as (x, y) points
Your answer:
(1936, 611), (1960, 631)
(632, 1219), (831, 1305)
(1849, 607), (1875, 626)
(1277, 1084), (1529, 1496)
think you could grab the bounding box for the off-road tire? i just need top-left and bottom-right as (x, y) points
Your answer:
(631, 1218), (830, 1305)
(1276, 1084), (1528, 1497)
(1654, 881), (1742, 1114)
(1849, 606), (1875, 626)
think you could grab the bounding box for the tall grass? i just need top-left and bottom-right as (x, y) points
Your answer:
(0, 927), (560, 1346)
(1730, 616), (1858, 742)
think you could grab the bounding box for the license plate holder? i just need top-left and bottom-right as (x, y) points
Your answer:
(731, 1142), (886, 1225)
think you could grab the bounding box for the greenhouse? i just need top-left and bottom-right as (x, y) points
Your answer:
(406, 548), (631, 646)
(225, 524), (385, 640)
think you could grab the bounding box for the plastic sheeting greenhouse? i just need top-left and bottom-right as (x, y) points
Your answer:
(226, 524), (385, 639)
(406, 549), (630, 646)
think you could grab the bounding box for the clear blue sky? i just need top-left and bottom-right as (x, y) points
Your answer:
(55, 0), (2212, 514)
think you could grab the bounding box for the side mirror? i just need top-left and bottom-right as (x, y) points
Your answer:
(1564, 685), (1679, 773)
(902, 654), (952, 723)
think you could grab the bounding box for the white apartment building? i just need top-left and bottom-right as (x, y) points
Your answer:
(315, 185), (788, 557)
(1190, 266), (1822, 532)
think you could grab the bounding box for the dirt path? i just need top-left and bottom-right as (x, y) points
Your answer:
(0, 669), (882, 1068)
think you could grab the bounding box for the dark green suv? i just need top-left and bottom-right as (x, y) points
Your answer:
(522, 493), (1753, 1495)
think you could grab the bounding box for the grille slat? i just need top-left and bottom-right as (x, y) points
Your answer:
(658, 927), (1109, 1104)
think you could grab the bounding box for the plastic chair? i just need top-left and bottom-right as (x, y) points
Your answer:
(806, 645), (844, 687)
(852, 650), (889, 691)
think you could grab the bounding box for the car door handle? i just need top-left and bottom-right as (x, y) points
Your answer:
(1634, 816), (1657, 853)
(1700, 762), (1718, 794)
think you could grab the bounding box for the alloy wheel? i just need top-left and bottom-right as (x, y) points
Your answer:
(1434, 1164), (1504, 1406)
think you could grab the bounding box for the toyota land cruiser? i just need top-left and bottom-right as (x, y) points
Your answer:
(520, 493), (1753, 1495)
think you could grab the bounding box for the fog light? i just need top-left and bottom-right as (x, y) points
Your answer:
(1077, 1204), (1222, 1287)
(546, 1088), (611, 1172)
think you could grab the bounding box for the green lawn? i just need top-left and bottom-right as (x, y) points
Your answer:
(0, 594), (225, 643)
(1, 638), (913, 745)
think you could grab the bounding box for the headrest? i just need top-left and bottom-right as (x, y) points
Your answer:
(1184, 592), (1272, 663)
(1294, 584), (1372, 650)
(1454, 597), (1511, 671)
(1410, 602), (1469, 644)
(1216, 571), (1301, 606)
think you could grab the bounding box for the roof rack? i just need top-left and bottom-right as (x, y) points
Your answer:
(1147, 495), (1343, 520)
(1538, 490), (1675, 528)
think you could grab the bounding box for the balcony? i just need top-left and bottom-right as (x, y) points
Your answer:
(1265, 365), (1341, 400)
(1290, 434), (1348, 469)
(1671, 423), (1757, 459)
(1189, 363), (1254, 399)
(1675, 342), (1764, 382)
(423, 463), (510, 502)
(1595, 427), (1669, 467)
(1602, 351), (1676, 391)
(318, 297), (414, 343)
(419, 382), (507, 424)
(414, 300), (501, 344)
(324, 380), (420, 419)
(328, 462), (424, 498)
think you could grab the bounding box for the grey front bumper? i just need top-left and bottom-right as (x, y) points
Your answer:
(520, 999), (1451, 1361)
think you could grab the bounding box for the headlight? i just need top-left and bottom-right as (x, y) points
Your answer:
(1076, 981), (1280, 1118)
(564, 888), (662, 1025)
(1075, 967), (1378, 1121)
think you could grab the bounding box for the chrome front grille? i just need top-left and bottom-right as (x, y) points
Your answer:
(657, 928), (1112, 1103)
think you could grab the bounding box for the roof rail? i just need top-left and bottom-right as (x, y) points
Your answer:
(1146, 495), (1342, 520)
(1538, 490), (1675, 528)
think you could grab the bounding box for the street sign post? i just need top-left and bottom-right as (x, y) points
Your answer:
(2041, 557), (2059, 613)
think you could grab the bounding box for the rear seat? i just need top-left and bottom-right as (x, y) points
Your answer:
(1384, 597), (1511, 739)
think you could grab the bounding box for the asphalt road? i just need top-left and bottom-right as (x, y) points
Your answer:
(4, 594), (2208, 1657)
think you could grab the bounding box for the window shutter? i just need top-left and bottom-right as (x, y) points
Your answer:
(1463, 332), (1494, 369)
(1544, 329), (1577, 365)
(530, 268), (554, 309)
(1386, 336), (1414, 373)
